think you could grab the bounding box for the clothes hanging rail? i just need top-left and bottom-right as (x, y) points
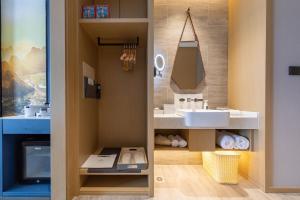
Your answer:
(97, 37), (139, 46)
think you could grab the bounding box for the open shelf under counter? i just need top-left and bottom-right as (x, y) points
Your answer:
(79, 18), (149, 46)
(216, 129), (255, 152)
(80, 175), (149, 195)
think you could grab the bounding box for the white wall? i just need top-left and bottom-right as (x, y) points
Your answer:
(272, 0), (300, 187)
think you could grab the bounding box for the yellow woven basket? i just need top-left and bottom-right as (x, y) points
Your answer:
(202, 151), (240, 184)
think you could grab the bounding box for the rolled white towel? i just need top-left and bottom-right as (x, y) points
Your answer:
(231, 134), (250, 150)
(155, 134), (172, 146)
(167, 135), (180, 147)
(175, 135), (188, 148)
(217, 133), (235, 149)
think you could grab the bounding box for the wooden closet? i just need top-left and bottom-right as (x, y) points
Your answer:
(65, 0), (154, 199)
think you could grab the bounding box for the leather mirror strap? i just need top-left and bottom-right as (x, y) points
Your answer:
(179, 8), (199, 42)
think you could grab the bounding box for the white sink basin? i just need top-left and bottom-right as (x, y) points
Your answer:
(177, 109), (230, 128)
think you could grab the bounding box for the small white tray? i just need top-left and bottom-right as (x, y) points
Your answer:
(117, 147), (148, 170)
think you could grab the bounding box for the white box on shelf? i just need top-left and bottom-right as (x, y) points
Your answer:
(117, 147), (148, 170)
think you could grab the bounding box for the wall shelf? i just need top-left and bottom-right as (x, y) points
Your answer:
(80, 0), (148, 18)
(79, 18), (148, 46)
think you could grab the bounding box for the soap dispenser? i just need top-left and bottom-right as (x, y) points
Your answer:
(203, 100), (208, 110)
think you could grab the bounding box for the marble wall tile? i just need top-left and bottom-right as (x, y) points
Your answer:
(207, 44), (227, 65)
(205, 66), (228, 86)
(154, 0), (228, 109)
(208, 0), (228, 25)
(154, 4), (168, 28)
(155, 0), (168, 5)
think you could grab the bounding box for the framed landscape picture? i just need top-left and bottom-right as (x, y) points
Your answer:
(1, 0), (48, 116)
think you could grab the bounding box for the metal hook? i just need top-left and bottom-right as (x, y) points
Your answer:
(186, 7), (191, 14)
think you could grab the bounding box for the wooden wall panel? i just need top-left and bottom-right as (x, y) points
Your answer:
(66, 0), (79, 199)
(188, 129), (216, 152)
(78, 28), (99, 167)
(97, 47), (148, 148)
(228, 0), (267, 190)
(148, 0), (155, 196)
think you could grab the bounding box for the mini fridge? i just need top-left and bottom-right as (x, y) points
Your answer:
(22, 141), (51, 183)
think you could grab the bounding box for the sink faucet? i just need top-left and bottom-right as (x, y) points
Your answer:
(186, 98), (202, 102)
(185, 98), (203, 111)
(179, 98), (185, 102)
(194, 98), (202, 102)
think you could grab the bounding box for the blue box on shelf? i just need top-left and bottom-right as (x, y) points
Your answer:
(95, 4), (110, 18)
(82, 5), (96, 18)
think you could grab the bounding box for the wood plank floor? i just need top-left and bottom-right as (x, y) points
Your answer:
(77, 165), (300, 200)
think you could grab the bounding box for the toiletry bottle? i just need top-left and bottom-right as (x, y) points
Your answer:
(203, 100), (208, 110)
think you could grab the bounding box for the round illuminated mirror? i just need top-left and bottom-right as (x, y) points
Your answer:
(154, 54), (165, 72)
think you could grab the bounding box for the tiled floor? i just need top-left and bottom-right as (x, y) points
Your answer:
(77, 165), (300, 200)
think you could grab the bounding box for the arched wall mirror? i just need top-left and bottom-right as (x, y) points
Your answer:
(170, 8), (205, 92)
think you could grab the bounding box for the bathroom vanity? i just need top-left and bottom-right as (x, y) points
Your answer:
(154, 110), (259, 130)
(154, 109), (259, 152)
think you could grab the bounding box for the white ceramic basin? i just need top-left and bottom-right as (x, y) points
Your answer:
(177, 109), (230, 128)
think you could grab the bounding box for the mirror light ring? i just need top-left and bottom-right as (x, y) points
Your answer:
(154, 54), (165, 72)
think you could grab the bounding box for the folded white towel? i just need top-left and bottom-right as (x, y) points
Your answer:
(167, 135), (180, 147)
(155, 134), (179, 147)
(217, 133), (235, 149)
(231, 134), (250, 150)
(155, 134), (171, 146)
(175, 135), (188, 148)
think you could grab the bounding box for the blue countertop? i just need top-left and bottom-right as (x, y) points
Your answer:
(1, 116), (51, 134)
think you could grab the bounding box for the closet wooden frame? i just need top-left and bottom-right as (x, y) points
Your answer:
(63, 0), (154, 199)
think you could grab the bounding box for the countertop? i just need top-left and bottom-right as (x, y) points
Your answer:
(154, 110), (259, 130)
(1, 115), (51, 120)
